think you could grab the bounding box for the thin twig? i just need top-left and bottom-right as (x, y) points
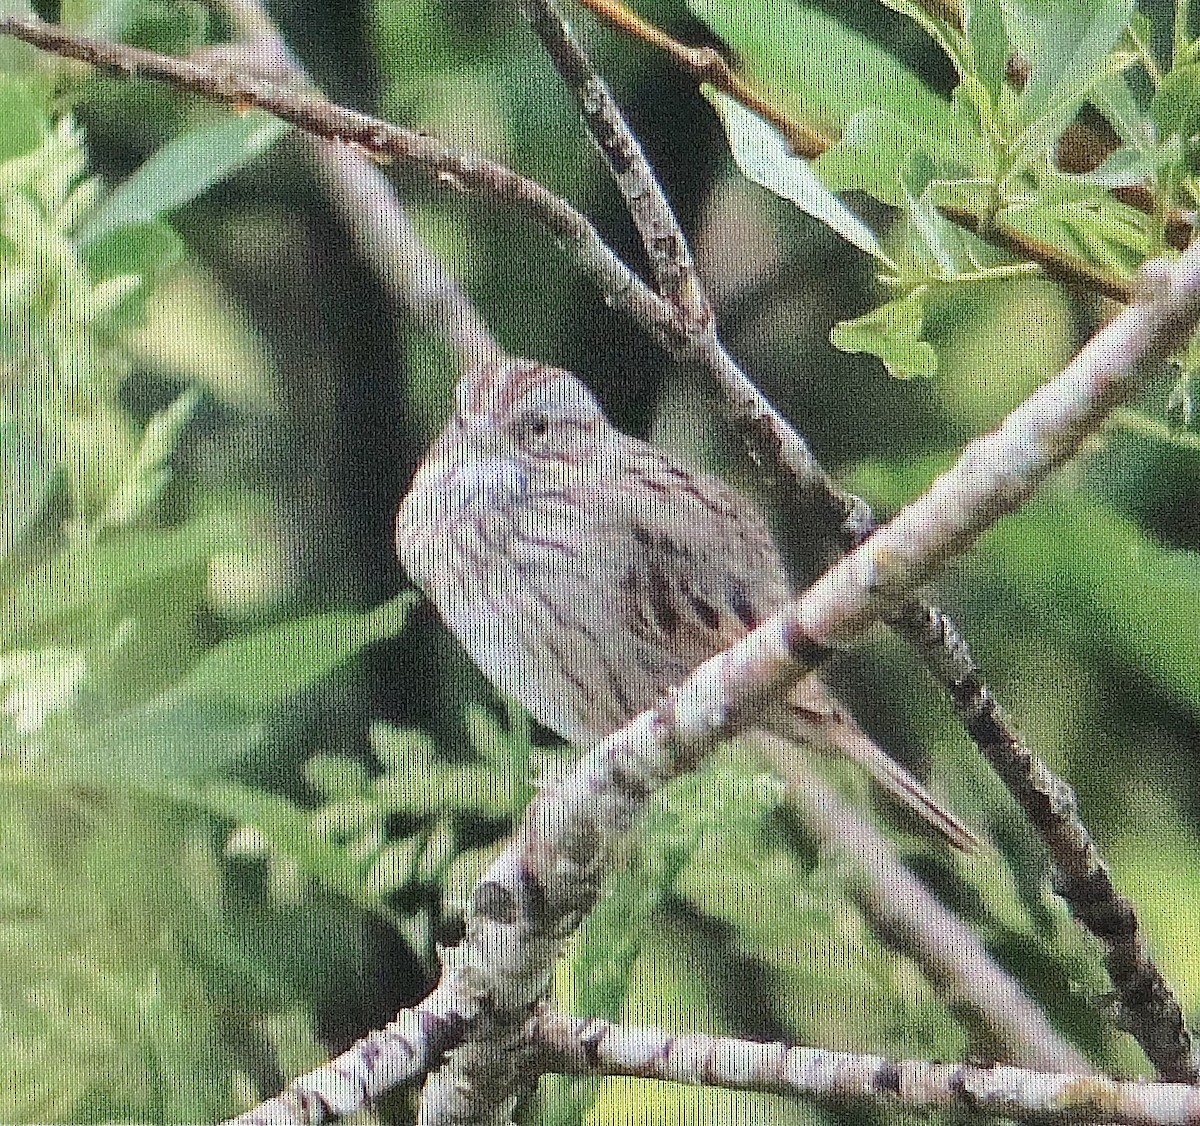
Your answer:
(773, 753), (1090, 1073)
(889, 599), (1198, 1083)
(518, 0), (708, 330)
(534, 1007), (1200, 1125)
(519, 1), (871, 541)
(576, 0), (831, 157)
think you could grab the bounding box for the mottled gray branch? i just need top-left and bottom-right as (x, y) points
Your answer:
(517, 0), (708, 330)
(534, 1007), (1200, 1124)
(890, 597), (1196, 1082)
(226, 985), (471, 1125)
(406, 253), (1200, 1124)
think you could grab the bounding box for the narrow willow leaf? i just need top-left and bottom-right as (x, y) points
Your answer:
(78, 113), (288, 245)
(1054, 144), (1172, 187)
(687, 0), (978, 158)
(38, 595), (420, 781)
(176, 593), (417, 712)
(1006, 0), (1135, 139)
(100, 387), (201, 528)
(706, 89), (889, 262)
(1152, 64), (1200, 140)
(1093, 72), (1155, 151)
(964, 0), (1010, 110)
(878, 0), (968, 78)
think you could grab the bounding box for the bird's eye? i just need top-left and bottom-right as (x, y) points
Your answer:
(517, 411), (551, 443)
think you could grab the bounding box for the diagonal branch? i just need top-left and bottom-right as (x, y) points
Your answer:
(224, 240), (1200, 1124)
(517, 0), (708, 330)
(0, 14), (683, 352)
(205, 0), (505, 371)
(774, 754), (1090, 1072)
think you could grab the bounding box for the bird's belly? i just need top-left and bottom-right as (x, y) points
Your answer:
(423, 524), (625, 744)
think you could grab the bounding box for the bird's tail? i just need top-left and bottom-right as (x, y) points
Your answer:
(759, 677), (979, 852)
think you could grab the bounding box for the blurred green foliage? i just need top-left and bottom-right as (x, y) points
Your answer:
(3, 0), (1200, 1122)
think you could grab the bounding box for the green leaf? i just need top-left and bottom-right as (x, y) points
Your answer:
(100, 387), (201, 528)
(1055, 143), (1173, 187)
(0, 397), (61, 562)
(4, 517), (226, 655)
(0, 786), (257, 1122)
(1001, 187), (1152, 276)
(1093, 72), (1156, 152)
(964, 0), (1010, 111)
(830, 291), (939, 378)
(686, 0), (981, 164)
(902, 152), (982, 277)
(0, 73), (46, 164)
(78, 113), (288, 245)
(177, 593), (417, 713)
(188, 781), (391, 914)
(83, 217), (184, 281)
(816, 109), (923, 206)
(1006, 0), (1135, 146)
(0, 646), (88, 736)
(984, 495), (1200, 710)
(27, 595), (420, 782)
(705, 89), (889, 262)
(878, 0), (969, 78)
(1152, 63), (1200, 139)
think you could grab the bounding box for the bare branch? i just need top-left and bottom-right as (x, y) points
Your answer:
(578, 0), (830, 155)
(534, 1007), (1200, 1125)
(891, 598), (1198, 1082)
(225, 986), (470, 1126)
(510, 7), (1192, 1076)
(518, 0), (708, 330)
